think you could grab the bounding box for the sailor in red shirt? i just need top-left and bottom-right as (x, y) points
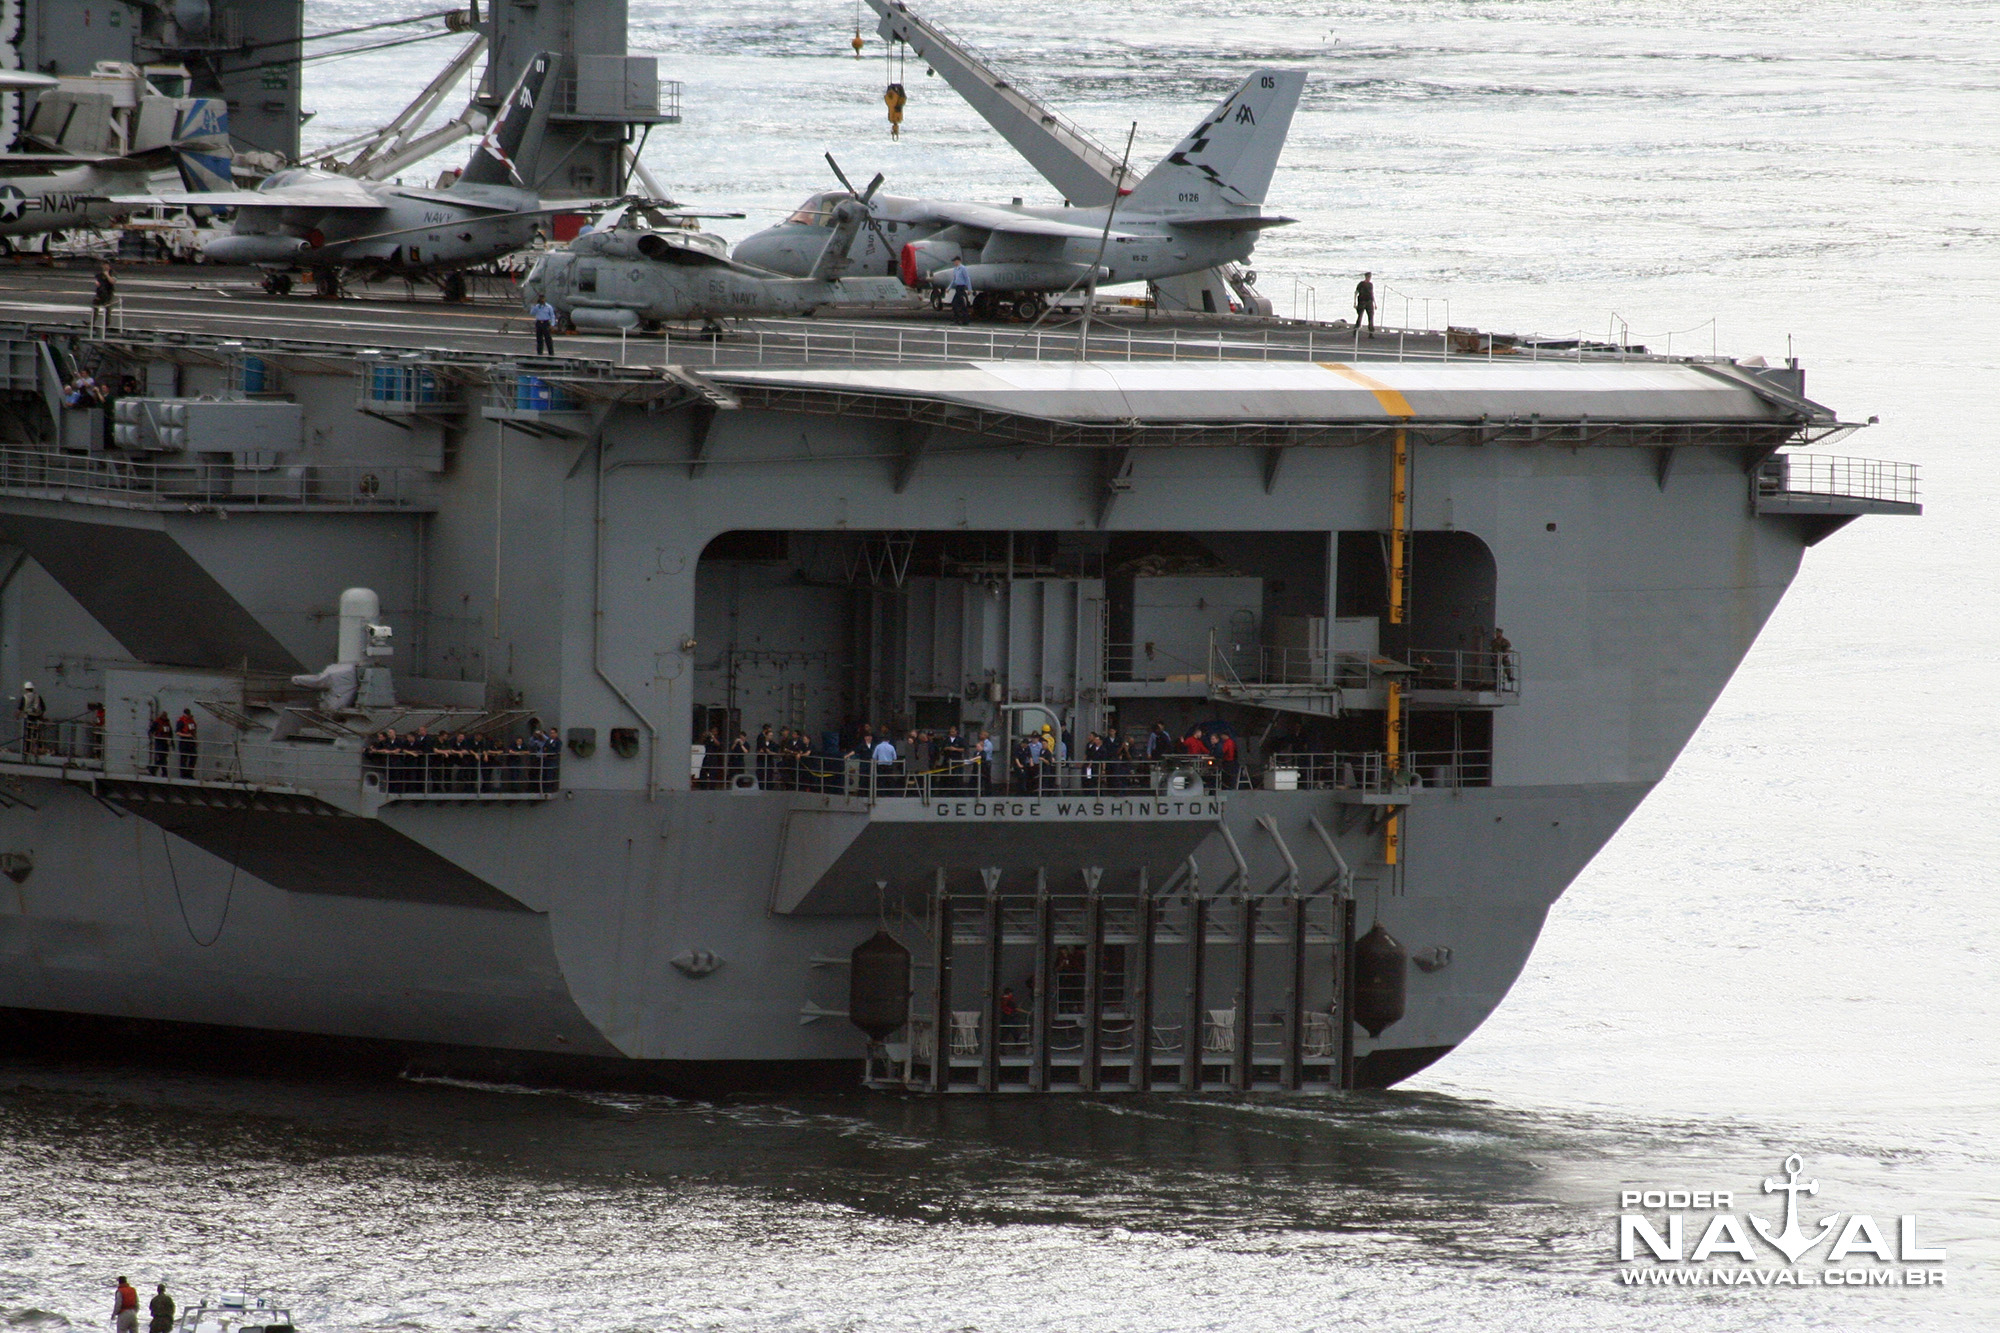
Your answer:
(110, 1277), (139, 1333)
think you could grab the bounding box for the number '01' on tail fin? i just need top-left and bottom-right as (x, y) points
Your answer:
(459, 51), (559, 188)
(1123, 69), (1307, 213)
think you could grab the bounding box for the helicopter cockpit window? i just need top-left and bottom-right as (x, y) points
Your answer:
(783, 193), (844, 228)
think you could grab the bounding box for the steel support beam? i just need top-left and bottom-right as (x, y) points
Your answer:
(1182, 894), (1207, 1093)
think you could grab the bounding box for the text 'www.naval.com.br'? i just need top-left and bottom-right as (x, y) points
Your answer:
(1614, 1155), (1947, 1290)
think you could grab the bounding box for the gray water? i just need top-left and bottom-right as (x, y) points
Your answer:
(4, 2), (1997, 1328)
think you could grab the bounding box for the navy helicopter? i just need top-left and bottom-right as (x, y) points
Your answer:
(731, 68), (1305, 319)
(522, 171), (918, 330)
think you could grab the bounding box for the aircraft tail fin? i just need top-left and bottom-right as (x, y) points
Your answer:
(169, 98), (233, 193)
(1123, 69), (1306, 213)
(458, 51), (557, 188)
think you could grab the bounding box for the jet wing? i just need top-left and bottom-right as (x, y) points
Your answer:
(906, 199), (1134, 240)
(111, 176), (386, 209)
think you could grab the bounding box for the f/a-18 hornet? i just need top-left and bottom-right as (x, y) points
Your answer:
(119, 52), (596, 300)
(523, 171), (917, 329)
(732, 68), (1304, 319)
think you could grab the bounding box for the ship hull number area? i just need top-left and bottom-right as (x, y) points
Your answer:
(919, 797), (1224, 821)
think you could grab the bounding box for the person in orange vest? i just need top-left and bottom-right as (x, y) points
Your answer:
(147, 710), (171, 775)
(110, 1277), (139, 1333)
(174, 708), (198, 779)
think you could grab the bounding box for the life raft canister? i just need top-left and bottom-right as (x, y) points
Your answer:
(848, 929), (912, 1040)
(1352, 922), (1408, 1037)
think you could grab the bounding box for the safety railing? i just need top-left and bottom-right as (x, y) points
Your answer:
(1102, 639), (1521, 698)
(361, 741), (561, 797)
(1103, 639), (1221, 685)
(655, 315), (1728, 372)
(688, 748), (1490, 799)
(1755, 454), (1920, 508)
(101, 728), (362, 793)
(551, 77), (681, 121)
(357, 362), (460, 414)
(0, 717), (105, 768)
(0, 446), (438, 511)
(1261, 750), (1493, 792)
(1211, 643), (1520, 696)
(485, 374), (583, 414)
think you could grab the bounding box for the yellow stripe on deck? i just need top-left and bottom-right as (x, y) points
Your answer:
(1320, 362), (1416, 418)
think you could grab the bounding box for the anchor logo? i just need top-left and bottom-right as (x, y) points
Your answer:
(1751, 1154), (1838, 1262)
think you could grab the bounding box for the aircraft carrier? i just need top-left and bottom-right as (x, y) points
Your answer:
(0, 6), (1920, 1096)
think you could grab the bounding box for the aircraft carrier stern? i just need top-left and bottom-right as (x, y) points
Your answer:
(0, 287), (1918, 1094)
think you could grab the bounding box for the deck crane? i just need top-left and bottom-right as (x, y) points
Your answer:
(863, 0), (1273, 314)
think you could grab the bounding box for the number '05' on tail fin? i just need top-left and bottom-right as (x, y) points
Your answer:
(1123, 69), (1307, 213)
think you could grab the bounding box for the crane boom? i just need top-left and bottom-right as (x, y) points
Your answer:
(866, 0), (1125, 206)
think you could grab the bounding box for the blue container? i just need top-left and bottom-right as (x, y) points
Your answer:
(515, 374), (575, 411)
(369, 364), (402, 402)
(241, 355), (267, 393)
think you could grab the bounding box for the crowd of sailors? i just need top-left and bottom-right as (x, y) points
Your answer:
(693, 719), (1249, 795)
(363, 723), (562, 794)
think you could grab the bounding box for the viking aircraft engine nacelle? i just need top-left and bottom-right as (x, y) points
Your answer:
(898, 240), (1102, 293)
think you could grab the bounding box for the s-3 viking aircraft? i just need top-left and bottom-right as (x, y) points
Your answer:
(730, 68), (1305, 320)
(522, 172), (918, 328)
(117, 52), (604, 300)
(0, 69), (231, 252)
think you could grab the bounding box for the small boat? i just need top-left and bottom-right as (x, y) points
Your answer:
(176, 1295), (295, 1333)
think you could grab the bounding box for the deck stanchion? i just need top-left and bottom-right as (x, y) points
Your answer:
(1134, 867), (1154, 1092)
(1031, 867), (1052, 1092)
(1338, 896), (1357, 1090)
(981, 874), (1003, 1091)
(1082, 876), (1104, 1092)
(1235, 895), (1257, 1091)
(1182, 893), (1207, 1092)
(930, 867), (952, 1092)
(1286, 894), (1307, 1090)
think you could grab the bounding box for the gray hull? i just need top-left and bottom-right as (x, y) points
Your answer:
(0, 293), (1912, 1092)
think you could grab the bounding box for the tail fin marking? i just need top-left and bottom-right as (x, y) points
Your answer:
(1124, 68), (1307, 213)
(459, 51), (557, 188)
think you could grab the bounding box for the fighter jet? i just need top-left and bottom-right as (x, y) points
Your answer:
(732, 68), (1305, 319)
(522, 175), (918, 329)
(116, 52), (595, 300)
(0, 70), (231, 253)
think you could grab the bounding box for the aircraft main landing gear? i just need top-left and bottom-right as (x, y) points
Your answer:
(262, 271), (293, 297)
(312, 269), (340, 299)
(440, 271), (468, 303)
